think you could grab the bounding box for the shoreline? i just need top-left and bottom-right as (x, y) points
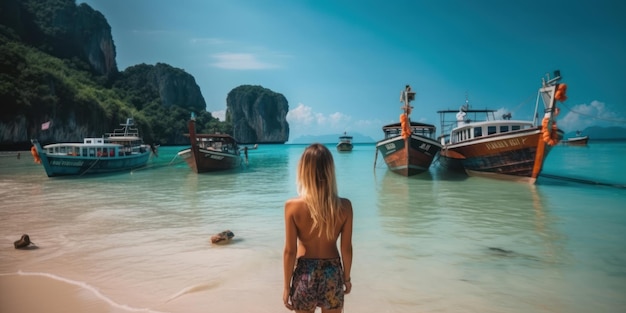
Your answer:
(0, 272), (137, 313)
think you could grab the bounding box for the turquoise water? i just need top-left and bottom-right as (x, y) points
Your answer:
(1, 142), (625, 312)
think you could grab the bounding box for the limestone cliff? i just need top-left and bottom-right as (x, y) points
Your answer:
(226, 85), (289, 144)
(116, 63), (206, 112)
(0, 0), (117, 77)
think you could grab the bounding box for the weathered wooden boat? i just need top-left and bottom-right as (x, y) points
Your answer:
(375, 85), (442, 176)
(436, 70), (567, 183)
(561, 131), (589, 146)
(178, 114), (242, 173)
(30, 118), (153, 177)
(336, 132), (354, 152)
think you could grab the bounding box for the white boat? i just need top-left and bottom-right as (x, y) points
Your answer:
(31, 118), (154, 177)
(436, 70), (566, 183)
(336, 132), (354, 152)
(561, 131), (589, 146)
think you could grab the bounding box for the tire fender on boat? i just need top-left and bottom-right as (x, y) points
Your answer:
(31, 146), (41, 164)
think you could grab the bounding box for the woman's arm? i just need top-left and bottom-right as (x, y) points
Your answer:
(283, 200), (298, 309)
(340, 199), (353, 294)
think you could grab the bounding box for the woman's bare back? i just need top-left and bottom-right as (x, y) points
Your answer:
(285, 197), (351, 259)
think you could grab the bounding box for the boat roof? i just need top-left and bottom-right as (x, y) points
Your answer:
(184, 133), (237, 140)
(106, 136), (142, 141)
(44, 142), (121, 148)
(382, 121), (435, 130)
(437, 108), (496, 114)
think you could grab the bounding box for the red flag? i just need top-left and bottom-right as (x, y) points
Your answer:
(41, 121), (51, 130)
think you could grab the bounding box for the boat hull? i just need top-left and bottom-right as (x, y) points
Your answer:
(34, 147), (150, 177)
(561, 136), (588, 146)
(438, 128), (562, 183)
(179, 148), (241, 173)
(336, 143), (353, 152)
(376, 135), (441, 176)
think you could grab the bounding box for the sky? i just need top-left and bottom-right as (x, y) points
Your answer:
(80, 0), (626, 142)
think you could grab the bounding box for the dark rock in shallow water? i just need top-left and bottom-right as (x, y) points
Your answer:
(14, 234), (35, 249)
(211, 230), (235, 244)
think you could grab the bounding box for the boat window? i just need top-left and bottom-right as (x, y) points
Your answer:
(487, 126), (497, 135)
(474, 127), (482, 137)
(88, 148), (95, 157)
(512, 125), (521, 131)
(500, 126), (509, 133)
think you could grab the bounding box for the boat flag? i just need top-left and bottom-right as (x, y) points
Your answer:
(41, 121), (51, 130)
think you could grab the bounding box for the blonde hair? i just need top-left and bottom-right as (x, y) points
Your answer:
(297, 143), (342, 240)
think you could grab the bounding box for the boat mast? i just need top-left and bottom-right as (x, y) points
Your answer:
(400, 84), (415, 117)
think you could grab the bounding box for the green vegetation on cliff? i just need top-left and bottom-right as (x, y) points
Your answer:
(0, 0), (229, 148)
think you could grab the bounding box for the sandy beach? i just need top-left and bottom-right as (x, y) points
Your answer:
(0, 271), (292, 313)
(0, 273), (125, 313)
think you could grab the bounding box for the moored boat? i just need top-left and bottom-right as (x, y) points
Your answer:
(561, 131), (589, 146)
(178, 114), (242, 173)
(436, 70), (567, 183)
(375, 85), (442, 177)
(31, 118), (153, 177)
(336, 132), (354, 152)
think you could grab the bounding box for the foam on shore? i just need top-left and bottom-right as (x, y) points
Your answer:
(0, 271), (170, 313)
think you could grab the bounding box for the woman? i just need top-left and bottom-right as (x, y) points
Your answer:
(283, 143), (353, 313)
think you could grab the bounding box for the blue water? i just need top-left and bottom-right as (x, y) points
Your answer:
(1, 142), (625, 313)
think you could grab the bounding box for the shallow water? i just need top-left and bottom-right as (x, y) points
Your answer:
(1, 142), (625, 312)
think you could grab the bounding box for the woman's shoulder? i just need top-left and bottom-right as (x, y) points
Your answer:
(285, 197), (305, 205)
(284, 197), (307, 212)
(339, 197), (353, 214)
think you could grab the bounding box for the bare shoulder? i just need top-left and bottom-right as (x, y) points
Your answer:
(339, 197), (353, 215)
(285, 197), (307, 214)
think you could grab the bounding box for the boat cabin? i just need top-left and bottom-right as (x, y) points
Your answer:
(339, 135), (353, 144)
(382, 122), (437, 140)
(448, 120), (534, 144)
(43, 136), (147, 158)
(438, 108), (535, 145)
(196, 134), (240, 155)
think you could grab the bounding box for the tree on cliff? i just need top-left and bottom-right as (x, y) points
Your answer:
(0, 0), (228, 148)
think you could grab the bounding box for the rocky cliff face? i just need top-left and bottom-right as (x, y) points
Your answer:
(0, 0), (117, 77)
(226, 85), (289, 144)
(117, 63), (207, 112)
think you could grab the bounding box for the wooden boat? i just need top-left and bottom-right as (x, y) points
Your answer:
(436, 70), (567, 183)
(178, 114), (242, 173)
(336, 132), (354, 152)
(561, 131), (589, 146)
(30, 118), (153, 177)
(375, 85), (442, 176)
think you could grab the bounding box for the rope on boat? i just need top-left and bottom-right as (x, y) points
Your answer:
(130, 154), (185, 174)
(373, 148), (378, 171)
(80, 158), (100, 177)
(539, 173), (626, 189)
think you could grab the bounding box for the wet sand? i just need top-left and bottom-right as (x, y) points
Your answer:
(0, 274), (125, 313)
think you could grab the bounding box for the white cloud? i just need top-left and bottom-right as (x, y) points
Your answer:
(211, 110), (226, 121)
(558, 100), (625, 131)
(286, 103), (380, 141)
(210, 52), (278, 70)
